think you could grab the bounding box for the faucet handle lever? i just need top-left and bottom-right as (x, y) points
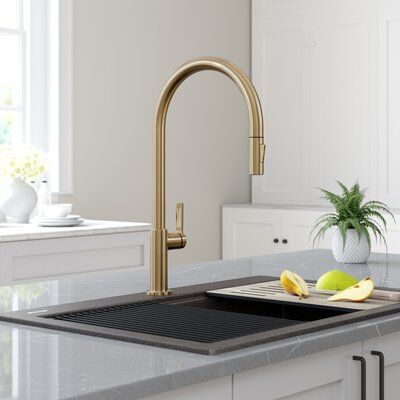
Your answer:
(167, 203), (187, 250)
(176, 202), (184, 233)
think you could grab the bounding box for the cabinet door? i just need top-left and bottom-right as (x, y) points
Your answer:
(233, 342), (363, 400)
(280, 210), (333, 252)
(377, 9), (400, 207)
(370, 217), (400, 254)
(252, 13), (310, 204)
(364, 332), (400, 400)
(222, 207), (281, 259)
(309, 13), (375, 203)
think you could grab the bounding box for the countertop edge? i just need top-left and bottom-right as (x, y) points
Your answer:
(0, 220), (151, 243)
(223, 202), (400, 213)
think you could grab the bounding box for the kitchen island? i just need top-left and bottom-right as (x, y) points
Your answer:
(0, 220), (151, 285)
(0, 249), (399, 399)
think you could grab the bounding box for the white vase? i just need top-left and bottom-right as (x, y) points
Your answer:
(0, 179), (38, 223)
(332, 228), (370, 264)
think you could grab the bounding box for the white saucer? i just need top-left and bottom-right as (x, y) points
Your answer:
(34, 215), (81, 223)
(31, 217), (84, 227)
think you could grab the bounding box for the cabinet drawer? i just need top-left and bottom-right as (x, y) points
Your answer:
(0, 231), (150, 284)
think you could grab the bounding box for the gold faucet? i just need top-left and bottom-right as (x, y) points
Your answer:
(148, 57), (265, 296)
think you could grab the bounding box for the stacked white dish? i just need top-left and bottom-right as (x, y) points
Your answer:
(31, 215), (84, 227)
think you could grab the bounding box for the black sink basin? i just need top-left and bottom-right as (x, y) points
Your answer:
(1, 276), (399, 354)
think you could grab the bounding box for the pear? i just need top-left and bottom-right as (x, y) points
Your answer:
(327, 277), (374, 302)
(280, 270), (309, 298)
(316, 270), (358, 291)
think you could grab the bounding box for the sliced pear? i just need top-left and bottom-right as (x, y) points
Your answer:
(280, 270), (309, 298)
(327, 277), (374, 303)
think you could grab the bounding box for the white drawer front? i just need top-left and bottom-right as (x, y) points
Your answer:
(0, 231), (150, 284)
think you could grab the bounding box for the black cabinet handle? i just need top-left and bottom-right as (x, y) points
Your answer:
(371, 351), (385, 400)
(273, 238), (279, 243)
(282, 239), (288, 244)
(353, 356), (366, 400)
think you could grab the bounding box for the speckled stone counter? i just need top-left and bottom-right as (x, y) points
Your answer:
(0, 249), (399, 399)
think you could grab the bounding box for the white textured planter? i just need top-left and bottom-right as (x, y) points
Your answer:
(332, 228), (370, 264)
(0, 179), (38, 223)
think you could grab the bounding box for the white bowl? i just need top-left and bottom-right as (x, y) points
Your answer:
(42, 204), (73, 218)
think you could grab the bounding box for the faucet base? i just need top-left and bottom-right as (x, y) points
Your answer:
(146, 290), (172, 296)
(149, 229), (171, 296)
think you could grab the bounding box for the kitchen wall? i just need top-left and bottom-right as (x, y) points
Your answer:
(61, 0), (251, 265)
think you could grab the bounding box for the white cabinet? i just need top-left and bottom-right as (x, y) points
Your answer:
(0, 221), (151, 285)
(144, 376), (232, 400)
(252, 16), (310, 204)
(233, 333), (400, 400)
(252, 1), (400, 209)
(233, 342), (363, 400)
(281, 209), (333, 252)
(377, 9), (400, 206)
(222, 206), (332, 260)
(223, 205), (400, 259)
(366, 217), (400, 254)
(309, 13), (375, 202)
(364, 332), (400, 400)
(223, 207), (281, 259)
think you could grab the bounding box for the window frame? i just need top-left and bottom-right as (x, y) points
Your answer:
(0, 0), (73, 195)
(45, 0), (74, 195)
(0, 0), (26, 144)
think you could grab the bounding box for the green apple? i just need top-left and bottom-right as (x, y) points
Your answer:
(316, 270), (358, 291)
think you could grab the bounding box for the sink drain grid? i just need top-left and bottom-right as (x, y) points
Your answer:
(47, 302), (300, 343)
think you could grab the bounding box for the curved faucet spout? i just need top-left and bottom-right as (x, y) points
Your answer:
(148, 57), (265, 296)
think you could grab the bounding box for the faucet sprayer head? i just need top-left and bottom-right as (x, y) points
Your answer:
(250, 137), (265, 175)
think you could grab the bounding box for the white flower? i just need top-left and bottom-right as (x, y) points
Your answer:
(0, 144), (47, 182)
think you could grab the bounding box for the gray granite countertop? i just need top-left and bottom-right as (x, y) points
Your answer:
(1, 249), (400, 399)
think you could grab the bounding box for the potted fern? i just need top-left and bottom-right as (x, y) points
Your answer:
(312, 182), (394, 263)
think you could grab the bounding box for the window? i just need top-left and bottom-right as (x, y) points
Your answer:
(0, 0), (24, 145)
(0, 0), (73, 193)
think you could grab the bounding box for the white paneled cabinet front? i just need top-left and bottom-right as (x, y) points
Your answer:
(378, 9), (400, 207)
(233, 342), (363, 400)
(281, 209), (333, 252)
(222, 206), (332, 260)
(252, 15), (310, 204)
(223, 205), (400, 258)
(144, 376), (232, 400)
(223, 207), (281, 259)
(252, 1), (400, 208)
(309, 13), (374, 201)
(0, 231), (150, 285)
(364, 332), (400, 400)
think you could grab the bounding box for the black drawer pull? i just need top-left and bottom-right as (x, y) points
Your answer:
(282, 239), (288, 244)
(371, 351), (385, 400)
(353, 356), (366, 400)
(273, 238), (279, 243)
